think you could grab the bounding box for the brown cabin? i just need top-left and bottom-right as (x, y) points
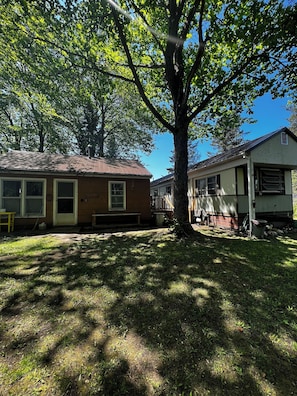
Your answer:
(0, 150), (152, 230)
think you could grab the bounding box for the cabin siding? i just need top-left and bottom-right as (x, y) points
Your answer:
(251, 133), (297, 166)
(0, 173), (151, 229)
(151, 129), (297, 230)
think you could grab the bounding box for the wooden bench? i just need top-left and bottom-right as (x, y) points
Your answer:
(92, 212), (141, 228)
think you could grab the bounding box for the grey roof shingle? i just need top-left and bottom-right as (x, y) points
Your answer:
(151, 127), (295, 185)
(189, 127), (295, 172)
(0, 150), (152, 178)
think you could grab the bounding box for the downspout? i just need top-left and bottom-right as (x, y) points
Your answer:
(246, 153), (256, 236)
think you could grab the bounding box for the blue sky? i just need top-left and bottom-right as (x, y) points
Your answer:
(140, 93), (292, 180)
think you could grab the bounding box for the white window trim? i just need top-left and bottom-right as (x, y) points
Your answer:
(108, 181), (126, 211)
(0, 177), (46, 217)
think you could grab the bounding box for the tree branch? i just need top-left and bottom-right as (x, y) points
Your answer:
(128, 0), (165, 54)
(110, 5), (174, 132)
(11, 19), (136, 84)
(179, 0), (202, 40)
(189, 53), (265, 122)
(183, 0), (207, 106)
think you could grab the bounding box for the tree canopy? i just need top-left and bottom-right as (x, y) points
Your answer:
(0, 1), (156, 157)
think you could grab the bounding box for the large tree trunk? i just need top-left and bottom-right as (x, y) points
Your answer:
(173, 119), (193, 235)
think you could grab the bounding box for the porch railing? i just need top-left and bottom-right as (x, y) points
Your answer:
(151, 194), (174, 211)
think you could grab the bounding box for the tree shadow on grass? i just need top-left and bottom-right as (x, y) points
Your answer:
(0, 230), (297, 395)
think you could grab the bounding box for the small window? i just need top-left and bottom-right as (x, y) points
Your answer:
(281, 132), (288, 145)
(195, 175), (220, 196)
(25, 181), (44, 215)
(109, 181), (126, 210)
(195, 178), (206, 196)
(2, 180), (22, 215)
(165, 186), (171, 194)
(207, 175), (220, 195)
(1, 178), (45, 217)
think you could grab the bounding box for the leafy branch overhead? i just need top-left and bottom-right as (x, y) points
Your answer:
(0, 1), (157, 157)
(105, 2), (295, 121)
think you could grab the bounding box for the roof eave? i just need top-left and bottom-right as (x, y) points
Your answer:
(0, 169), (152, 179)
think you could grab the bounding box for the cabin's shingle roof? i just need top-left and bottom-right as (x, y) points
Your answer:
(151, 172), (174, 187)
(151, 127), (295, 185)
(0, 150), (152, 178)
(188, 127), (296, 172)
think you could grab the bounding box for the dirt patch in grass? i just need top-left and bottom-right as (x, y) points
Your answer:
(1, 228), (297, 395)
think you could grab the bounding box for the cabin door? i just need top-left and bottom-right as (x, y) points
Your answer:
(53, 179), (78, 226)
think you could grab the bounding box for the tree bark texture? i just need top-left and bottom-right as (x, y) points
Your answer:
(173, 116), (193, 233)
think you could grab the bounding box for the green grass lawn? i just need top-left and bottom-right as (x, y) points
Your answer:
(0, 228), (297, 395)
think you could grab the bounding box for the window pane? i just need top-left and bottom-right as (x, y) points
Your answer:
(111, 196), (124, 208)
(281, 132), (288, 145)
(58, 199), (74, 213)
(58, 182), (73, 197)
(26, 181), (43, 196)
(2, 198), (20, 215)
(207, 176), (216, 195)
(3, 180), (21, 197)
(110, 182), (125, 209)
(196, 179), (206, 195)
(112, 183), (124, 195)
(25, 199), (43, 215)
(207, 175), (220, 195)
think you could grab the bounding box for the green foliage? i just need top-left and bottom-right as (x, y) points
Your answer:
(288, 104), (297, 204)
(209, 116), (249, 155)
(0, 1), (156, 157)
(288, 103), (297, 136)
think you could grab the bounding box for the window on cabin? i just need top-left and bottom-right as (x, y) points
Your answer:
(25, 181), (44, 215)
(195, 178), (206, 196)
(258, 168), (285, 194)
(166, 186), (172, 194)
(281, 131), (288, 145)
(109, 181), (126, 210)
(207, 175), (221, 195)
(2, 180), (21, 215)
(195, 175), (220, 196)
(1, 179), (45, 216)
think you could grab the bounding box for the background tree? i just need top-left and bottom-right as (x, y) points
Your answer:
(62, 76), (156, 158)
(288, 103), (297, 136)
(168, 140), (201, 173)
(288, 102), (297, 200)
(0, 1), (156, 158)
(208, 114), (249, 155)
(0, 6), (72, 153)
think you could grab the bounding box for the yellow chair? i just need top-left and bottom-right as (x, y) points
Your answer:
(0, 212), (16, 233)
